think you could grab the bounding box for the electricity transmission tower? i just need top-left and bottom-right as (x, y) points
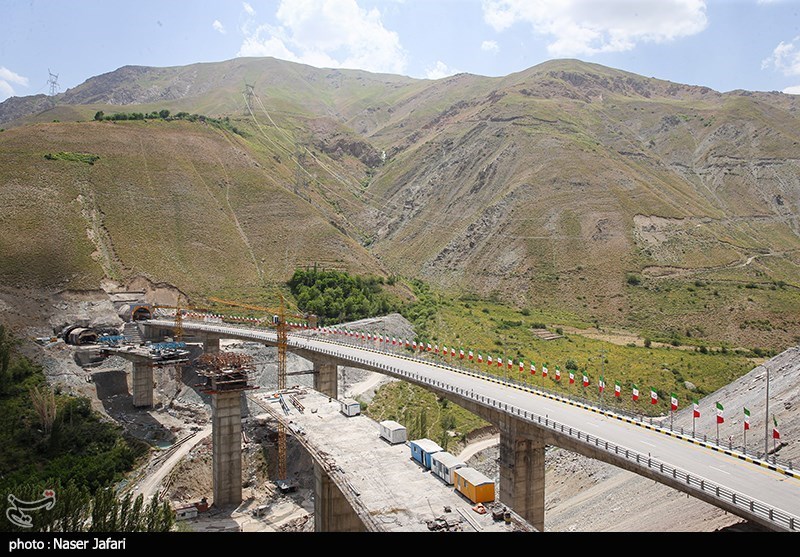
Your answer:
(47, 69), (60, 96)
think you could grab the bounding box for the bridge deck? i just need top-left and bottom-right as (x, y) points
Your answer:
(251, 388), (533, 532)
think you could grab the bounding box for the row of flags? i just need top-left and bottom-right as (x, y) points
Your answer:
(708, 402), (781, 438)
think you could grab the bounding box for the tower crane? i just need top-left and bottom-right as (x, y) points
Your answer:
(206, 296), (317, 484)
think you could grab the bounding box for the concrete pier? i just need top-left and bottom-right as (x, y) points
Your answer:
(499, 417), (545, 532)
(203, 336), (220, 355)
(212, 390), (243, 506)
(313, 358), (339, 399)
(131, 361), (154, 408)
(313, 461), (366, 532)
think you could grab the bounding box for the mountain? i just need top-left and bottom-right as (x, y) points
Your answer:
(1, 57), (799, 349)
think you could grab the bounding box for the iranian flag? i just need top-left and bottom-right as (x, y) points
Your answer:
(468, 350), (474, 361)
(519, 360), (525, 372)
(614, 381), (621, 398)
(555, 366), (561, 381)
(670, 393), (678, 412)
(460, 349), (465, 359)
(569, 371), (575, 384)
(392, 337), (397, 345)
(773, 415), (780, 439)
(507, 358), (513, 369)
(412, 341), (418, 350)
(542, 364), (549, 378)
(632, 384), (639, 401)
(693, 400), (700, 418)
(498, 356), (504, 368)
(716, 402), (724, 424)
(451, 347), (456, 357)
(434, 344), (439, 354)
(743, 407), (750, 430)
(487, 355), (493, 366)
(650, 388), (658, 405)
(582, 374), (589, 387)
(531, 362), (536, 375)
(598, 376), (605, 393)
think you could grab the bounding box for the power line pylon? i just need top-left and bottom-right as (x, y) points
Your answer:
(47, 69), (59, 96)
(243, 82), (255, 112)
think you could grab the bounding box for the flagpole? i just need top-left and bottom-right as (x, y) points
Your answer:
(716, 419), (719, 446)
(764, 364), (770, 460)
(692, 414), (695, 439)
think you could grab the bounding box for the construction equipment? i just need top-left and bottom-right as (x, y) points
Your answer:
(206, 296), (316, 484)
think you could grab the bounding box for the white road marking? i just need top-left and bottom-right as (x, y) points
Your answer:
(640, 441), (656, 447)
(709, 466), (731, 475)
(588, 422), (600, 427)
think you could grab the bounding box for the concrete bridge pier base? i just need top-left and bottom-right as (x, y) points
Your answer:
(203, 336), (220, 355)
(499, 417), (545, 532)
(313, 358), (339, 399)
(212, 390), (243, 507)
(314, 462), (365, 532)
(131, 361), (154, 408)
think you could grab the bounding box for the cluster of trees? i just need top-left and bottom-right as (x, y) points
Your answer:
(0, 326), (166, 532)
(287, 267), (400, 324)
(93, 109), (244, 135)
(6, 481), (173, 532)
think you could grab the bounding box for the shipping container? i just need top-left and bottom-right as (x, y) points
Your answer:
(340, 399), (361, 417)
(453, 467), (495, 504)
(379, 420), (407, 444)
(409, 438), (443, 469)
(430, 451), (466, 485)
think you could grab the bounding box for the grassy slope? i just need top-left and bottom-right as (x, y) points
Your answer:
(0, 118), (387, 300)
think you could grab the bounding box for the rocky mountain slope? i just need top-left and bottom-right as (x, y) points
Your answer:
(2, 57), (799, 349)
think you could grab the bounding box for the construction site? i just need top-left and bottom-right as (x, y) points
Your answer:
(30, 283), (525, 532)
(17, 280), (783, 533)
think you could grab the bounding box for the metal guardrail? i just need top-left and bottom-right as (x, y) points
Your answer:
(146, 319), (800, 531)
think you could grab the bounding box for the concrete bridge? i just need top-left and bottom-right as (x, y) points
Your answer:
(142, 319), (800, 532)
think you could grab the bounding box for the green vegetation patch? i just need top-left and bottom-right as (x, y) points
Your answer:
(287, 266), (401, 324)
(43, 151), (100, 165)
(0, 326), (148, 495)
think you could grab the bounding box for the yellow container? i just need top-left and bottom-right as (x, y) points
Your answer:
(453, 467), (495, 504)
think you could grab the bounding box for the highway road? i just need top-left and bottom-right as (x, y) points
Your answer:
(145, 319), (800, 530)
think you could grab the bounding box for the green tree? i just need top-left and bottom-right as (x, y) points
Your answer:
(158, 109), (170, 119)
(93, 111), (104, 121)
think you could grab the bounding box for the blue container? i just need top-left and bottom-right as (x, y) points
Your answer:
(409, 438), (444, 469)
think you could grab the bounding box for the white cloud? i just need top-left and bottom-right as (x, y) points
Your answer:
(237, 0), (407, 74)
(783, 85), (800, 94)
(213, 20), (226, 34)
(762, 37), (800, 76)
(425, 61), (461, 80)
(757, 0), (781, 4)
(0, 66), (29, 101)
(481, 0), (708, 57)
(481, 40), (500, 53)
(243, 2), (256, 16)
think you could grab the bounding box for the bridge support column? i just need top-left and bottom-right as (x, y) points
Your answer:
(203, 336), (220, 355)
(212, 390), (242, 507)
(313, 462), (365, 532)
(499, 417), (545, 532)
(313, 358), (338, 399)
(131, 361), (154, 408)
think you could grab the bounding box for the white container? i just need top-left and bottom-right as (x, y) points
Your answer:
(340, 398), (361, 417)
(379, 420), (407, 444)
(430, 451), (466, 485)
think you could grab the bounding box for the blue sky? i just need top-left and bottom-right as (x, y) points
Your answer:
(2, 0), (800, 102)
